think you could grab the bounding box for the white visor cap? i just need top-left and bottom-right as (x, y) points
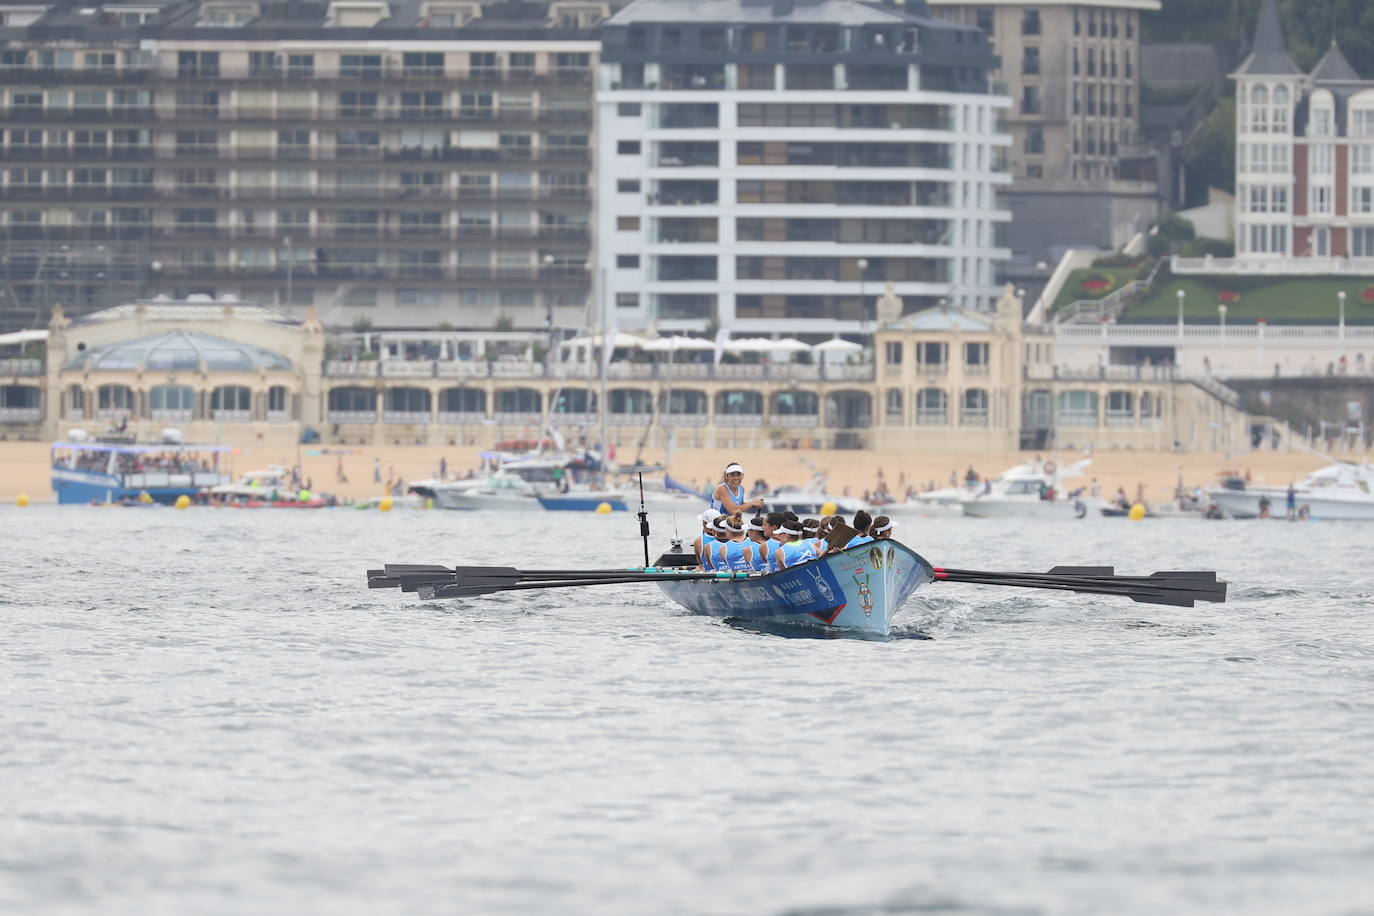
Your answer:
(724, 463), (744, 476)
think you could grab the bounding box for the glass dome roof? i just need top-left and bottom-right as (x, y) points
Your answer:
(67, 331), (292, 372)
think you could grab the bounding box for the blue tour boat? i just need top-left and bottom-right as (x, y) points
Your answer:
(51, 439), (233, 505)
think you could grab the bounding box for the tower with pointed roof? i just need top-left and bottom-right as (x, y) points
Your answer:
(1231, 0), (1303, 261)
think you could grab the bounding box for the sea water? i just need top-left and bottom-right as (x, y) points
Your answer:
(3, 505), (1372, 915)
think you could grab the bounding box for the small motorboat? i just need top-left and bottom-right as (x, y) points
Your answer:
(961, 459), (1091, 519)
(1206, 462), (1374, 520)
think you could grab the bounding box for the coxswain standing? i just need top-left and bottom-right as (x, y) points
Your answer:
(712, 462), (766, 515)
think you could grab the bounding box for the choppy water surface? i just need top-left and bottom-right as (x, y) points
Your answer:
(3, 505), (1373, 915)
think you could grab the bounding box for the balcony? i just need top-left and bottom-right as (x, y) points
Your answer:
(0, 359), (43, 376)
(211, 409), (252, 423)
(916, 409), (947, 425)
(0, 407), (42, 423)
(383, 410), (430, 424)
(328, 410), (378, 424)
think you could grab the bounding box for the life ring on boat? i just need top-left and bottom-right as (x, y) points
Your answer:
(1073, 499), (1087, 519)
(1043, 461), (1057, 475)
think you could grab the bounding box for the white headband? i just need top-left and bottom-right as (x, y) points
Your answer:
(748, 516), (766, 531)
(778, 523), (801, 536)
(724, 463), (744, 475)
(873, 520), (894, 533)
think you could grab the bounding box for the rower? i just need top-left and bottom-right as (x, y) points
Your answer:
(747, 514), (774, 572)
(720, 515), (754, 571)
(774, 519), (818, 570)
(712, 462), (766, 515)
(802, 518), (823, 555)
(845, 510), (875, 548)
(871, 516), (894, 540)
(695, 508), (722, 568)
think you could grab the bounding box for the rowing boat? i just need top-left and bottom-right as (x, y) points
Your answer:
(653, 540), (932, 636)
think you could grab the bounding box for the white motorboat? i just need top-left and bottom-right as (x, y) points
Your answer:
(765, 474), (866, 516)
(1206, 463), (1374, 520)
(412, 456), (624, 511)
(961, 459), (1091, 519)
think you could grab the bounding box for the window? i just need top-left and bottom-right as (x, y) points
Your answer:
(1024, 128), (1044, 155)
(916, 341), (946, 365)
(616, 292), (640, 308)
(916, 388), (946, 423)
(961, 389), (988, 426)
(1311, 184), (1332, 214)
(976, 7), (993, 33)
(617, 102), (642, 116)
(1353, 146), (1374, 176)
(1022, 86), (1041, 115)
(617, 140), (641, 155)
(617, 179), (641, 193)
(617, 216), (640, 231)
(1022, 47), (1040, 75)
(1250, 86), (1269, 132)
(1352, 227), (1374, 257)
(616, 254), (640, 268)
(1311, 107), (1333, 136)
(1352, 185), (1374, 214)
(885, 389), (903, 420)
(1312, 144), (1333, 175)
(884, 341), (903, 364)
(964, 341), (989, 366)
(1354, 109), (1374, 137)
(1021, 8), (1040, 35)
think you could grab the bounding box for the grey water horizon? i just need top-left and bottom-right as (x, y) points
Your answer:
(3, 505), (1373, 915)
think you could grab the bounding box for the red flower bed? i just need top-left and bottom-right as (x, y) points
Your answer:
(1361, 287), (1374, 303)
(1217, 290), (1240, 302)
(1081, 276), (1111, 292)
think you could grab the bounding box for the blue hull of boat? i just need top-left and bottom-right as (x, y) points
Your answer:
(656, 540), (933, 636)
(51, 471), (198, 505)
(537, 496), (628, 511)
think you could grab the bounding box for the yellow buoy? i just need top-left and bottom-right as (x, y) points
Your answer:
(16, 493), (29, 507)
(595, 501), (613, 514)
(298, 489), (311, 502)
(174, 494), (191, 510)
(1128, 503), (1146, 522)
(819, 501), (838, 517)
(378, 496), (394, 512)
(424, 497), (434, 510)
(139, 490), (153, 504)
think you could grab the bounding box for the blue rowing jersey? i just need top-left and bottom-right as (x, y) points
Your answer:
(780, 539), (818, 568)
(724, 540), (752, 572)
(846, 534), (875, 549)
(753, 539), (775, 573)
(711, 483), (744, 514)
(701, 539), (715, 570)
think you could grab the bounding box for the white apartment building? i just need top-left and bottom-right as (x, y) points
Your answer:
(594, 0), (1011, 336)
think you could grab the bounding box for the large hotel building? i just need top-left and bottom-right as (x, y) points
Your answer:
(0, 0), (605, 333)
(595, 0), (1011, 334)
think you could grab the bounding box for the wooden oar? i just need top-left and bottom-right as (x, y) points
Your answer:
(931, 566), (1227, 607)
(418, 572), (750, 600)
(367, 564), (754, 596)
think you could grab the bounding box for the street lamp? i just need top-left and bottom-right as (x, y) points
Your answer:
(283, 235), (293, 307)
(1338, 289), (1346, 355)
(857, 257), (869, 332)
(1176, 289), (1185, 371)
(542, 254), (557, 364)
(1217, 303), (1227, 373)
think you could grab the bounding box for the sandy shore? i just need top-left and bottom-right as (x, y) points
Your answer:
(2, 438), (1358, 505)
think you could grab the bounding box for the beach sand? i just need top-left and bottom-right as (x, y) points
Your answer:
(1, 438), (1353, 505)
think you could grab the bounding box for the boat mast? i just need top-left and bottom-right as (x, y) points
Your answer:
(598, 266), (610, 472)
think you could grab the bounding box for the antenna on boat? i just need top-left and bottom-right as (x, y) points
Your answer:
(636, 471), (650, 568)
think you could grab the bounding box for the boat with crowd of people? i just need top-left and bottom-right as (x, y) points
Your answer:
(50, 430), (232, 505)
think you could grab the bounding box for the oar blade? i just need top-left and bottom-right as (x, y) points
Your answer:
(1048, 565), (1115, 577)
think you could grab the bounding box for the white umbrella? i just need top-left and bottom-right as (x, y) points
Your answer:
(558, 331), (646, 350)
(641, 336), (714, 352)
(723, 337), (782, 353)
(813, 337), (863, 354)
(770, 337), (811, 354)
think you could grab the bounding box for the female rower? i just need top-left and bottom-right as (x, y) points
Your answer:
(705, 515), (732, 570)
(846, 510), (875, 548)
(802, 518), (823, 555)
(711, 462), (767, 515)
(774, 519), (818, 570)
(747, 515), (775, 573)
(695, 508), (723, 568)
(871, 516), (894, 540)
(720, 515), (754, 572)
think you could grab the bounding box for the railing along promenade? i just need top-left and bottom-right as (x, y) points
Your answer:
(323, 360), (877, 381)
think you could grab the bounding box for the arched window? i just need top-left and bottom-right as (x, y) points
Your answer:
(211, 385), (252, 411)
(662, 389), (707, 414)
(1273, 84), (1289, 131)
(496, 388), (541, 413)
(328, 387), (376, 412)
(1140, 391), (1161, 419)
(150, 384), (195, 417)
(267, 386), (289, 413)
(609, 388), (652, 414)
(1250, 85), (1268, 132)
(440, 388), (486, 413)
(65, 384), (85, 418)
(553, 389), (596, 414)
(1057, 390), (1099, 426)
(385, 387), (431, 413)
(715, 390), (762, 415)
(885, 388), (904, 422)
(961, 388), (989, 426)
(97, 383), (133, 411)
(916, 388), (946, 424)
(771, 390), (818, 415)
